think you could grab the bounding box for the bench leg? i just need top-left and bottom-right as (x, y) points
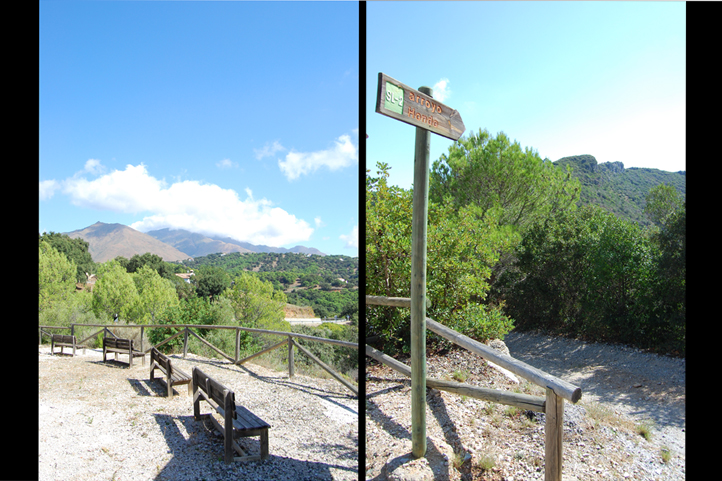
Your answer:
(224, 431), (233, 464)
(193, 388), (201, 420)
(260, 429), (269, 460)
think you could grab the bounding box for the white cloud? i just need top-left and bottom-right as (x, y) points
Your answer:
(278, 134), (358, 181)
(339, 225), (358, 250)
(254, 140), (286, 160)
(315, 216), (325, 228)
(57, 161), (314, 247)
(83, 158), (105, 175)
(216, 158), (236, 169)
(39, 179), (59, 200)
(433, 78), (451, 102)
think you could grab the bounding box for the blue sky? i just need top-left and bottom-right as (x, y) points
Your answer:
(39, 1), (359, 257)
(367, 1), (685, 190)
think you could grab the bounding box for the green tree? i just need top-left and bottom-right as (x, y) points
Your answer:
(126, 252), (173, 280)
(92, 260), (139, 321)
(131, 265), (180, 324)
(430, 129), (581, 232)
(644, 183), (684, 228)
(195, 265), (231, 299)
(222, 272), (288, 331)
(497, 205), (677, 350)
(366, 162), (515, 351)
(39, 232), (95, 283)
(644, 203), (685, 354)
(39, 240), (78, 313)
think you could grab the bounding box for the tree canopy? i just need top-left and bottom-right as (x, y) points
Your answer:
(430, 129), (581, 232)
(39, 232), (95, 283)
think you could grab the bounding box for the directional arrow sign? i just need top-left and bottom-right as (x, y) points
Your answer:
(375, 72), (465, 141)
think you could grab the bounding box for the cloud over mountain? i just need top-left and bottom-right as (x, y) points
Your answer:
(47, 161), (314, 247)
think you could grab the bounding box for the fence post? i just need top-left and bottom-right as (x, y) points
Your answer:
(183, 327), (189, 359)
(288, 335), (294, 378)
(545, 388), (564, 481)
(140, 326), (144, 353)
(235, 329), (241, 363)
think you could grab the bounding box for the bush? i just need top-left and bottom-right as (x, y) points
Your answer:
(292, 324), (358, 376)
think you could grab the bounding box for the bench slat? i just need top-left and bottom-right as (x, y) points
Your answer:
(234, 405), (271, 431)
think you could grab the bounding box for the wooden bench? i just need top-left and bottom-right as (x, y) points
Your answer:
(149, 347), (192, 398)
(103, 337), (145, 367)
(51, 334), (85, 356)
(192, 367), (270, 463)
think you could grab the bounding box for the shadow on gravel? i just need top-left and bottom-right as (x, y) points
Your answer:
(152, 413), (357, 481)
(88, 359), (135, 369)
(127, 378), (172, 397)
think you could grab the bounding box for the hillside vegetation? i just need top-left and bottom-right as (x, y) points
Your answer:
(181, 252), (359, 319)
(554, 154), (685, 227)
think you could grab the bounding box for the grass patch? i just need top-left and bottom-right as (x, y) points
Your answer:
(475, 452), (496, 471)
(451, 369), (470, 383)
(636, 420), (654, 441)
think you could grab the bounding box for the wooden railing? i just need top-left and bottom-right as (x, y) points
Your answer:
(366, 295), (581, 481)
(39, 323), (358, 396)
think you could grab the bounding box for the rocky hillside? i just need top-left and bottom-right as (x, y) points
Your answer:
(147, 228), (326, 257)
(65, 222), (191, 263)
(554, 155), (686, 227)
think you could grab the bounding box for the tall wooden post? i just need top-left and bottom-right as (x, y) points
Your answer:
(376, 72), (465, 460)
(410, 85), (432, 458)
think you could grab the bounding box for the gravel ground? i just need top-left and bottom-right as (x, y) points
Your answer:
(38, 346), (358, 481)
(365, 330), (685, 480)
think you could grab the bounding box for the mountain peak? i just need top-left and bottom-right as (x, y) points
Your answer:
(65, 223), (191, 263)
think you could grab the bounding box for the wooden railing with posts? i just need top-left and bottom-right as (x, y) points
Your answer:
(366, 295), (581, 481)
(39, 323), (358, 396)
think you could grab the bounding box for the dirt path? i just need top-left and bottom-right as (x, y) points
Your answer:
(503, 330), (686, 460)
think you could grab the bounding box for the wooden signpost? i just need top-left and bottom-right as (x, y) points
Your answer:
(375, 72), (466, 141)
(375, 72), (465, 458)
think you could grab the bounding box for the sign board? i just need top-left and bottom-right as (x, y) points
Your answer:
(375, 72), (465, 141)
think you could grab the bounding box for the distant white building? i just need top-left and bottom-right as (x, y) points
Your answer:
(175, 271), (195, 284)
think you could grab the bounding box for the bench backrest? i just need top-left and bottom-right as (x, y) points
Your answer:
(193, 367), (236, 419)
(104, 337), (133, 351)
(53, 334), (75, 344)
(151, 347), (171, 372)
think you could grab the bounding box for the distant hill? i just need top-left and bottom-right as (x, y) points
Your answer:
(145, 228), (256, 257)
(65, 222), (191, 263)
(553, 155), (686, 227)
(146, 228), (326, 257)
(63, 222), (327, 263)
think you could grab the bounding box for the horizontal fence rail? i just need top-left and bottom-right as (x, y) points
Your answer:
(366, 294), (581, 481)
(39, 322), (358, 396)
